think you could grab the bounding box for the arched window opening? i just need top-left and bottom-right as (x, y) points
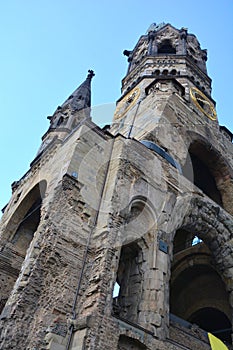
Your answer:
(0, 181), (47, 314)
(173, 228), (202, 254)
(12, 197), (42, 256)
(183, 143), (223, 206)
(162, 69), (168, 75)
(11, 181), (47, 253)
(170, 69), (177, 75)
(158, 39), (176, 54)
(113, 242), (143, 323)
(189, 153), (221, 205)
(57, 116), (64, 126)
(188, 307), (231, 344)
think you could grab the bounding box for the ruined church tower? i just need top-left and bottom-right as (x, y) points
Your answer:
(0, 23), (232, 350)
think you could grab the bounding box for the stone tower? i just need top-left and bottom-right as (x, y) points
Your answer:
(0, 23), (232, 350)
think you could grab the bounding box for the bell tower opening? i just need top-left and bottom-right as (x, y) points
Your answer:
(158, 39), (176, 54)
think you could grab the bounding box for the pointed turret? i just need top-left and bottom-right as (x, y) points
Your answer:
(61, 69), (95, 112)
(37, 70), (95, 156)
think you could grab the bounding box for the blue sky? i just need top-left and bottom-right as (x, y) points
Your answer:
(0, 0), (232, 211)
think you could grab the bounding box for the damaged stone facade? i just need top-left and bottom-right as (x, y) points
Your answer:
(0, 23), (232, 349)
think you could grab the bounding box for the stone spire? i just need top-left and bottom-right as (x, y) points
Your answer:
(61, 69), (95, 112)
(36, 70), (95, 156)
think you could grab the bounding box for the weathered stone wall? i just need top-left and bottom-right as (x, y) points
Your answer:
(112, 77), (233, 217)
(0, 122), (113, 349)
(0, 24), (232, 349)
(0, 118), (232, 349)
(0, 176), (93, 349)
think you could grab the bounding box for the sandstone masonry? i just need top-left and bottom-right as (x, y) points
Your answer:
(0, 23), (232, 350)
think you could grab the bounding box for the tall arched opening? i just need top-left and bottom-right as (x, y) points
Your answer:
(170, 227), (232, 345)
(183, 142), (222, 205)
(183, 139), (233, 213)
(112, 197), (156, 325)
(0, 180), (47, 313)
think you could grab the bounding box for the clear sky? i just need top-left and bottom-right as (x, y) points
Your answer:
(0, 0), (232, 212)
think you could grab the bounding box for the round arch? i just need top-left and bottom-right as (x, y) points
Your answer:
(170, 194), (232, 278)
(168, 194), (233, 344)
(189, 307), (231, 343)
(119, 194), (157, 247)
(183, 132), (233, 214)
(0, 180), (47, 314)
(3, 180), (47, 241)
(170, 263), (231, 321)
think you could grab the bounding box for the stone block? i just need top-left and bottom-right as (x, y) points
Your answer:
(71, 329), (87, 350)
